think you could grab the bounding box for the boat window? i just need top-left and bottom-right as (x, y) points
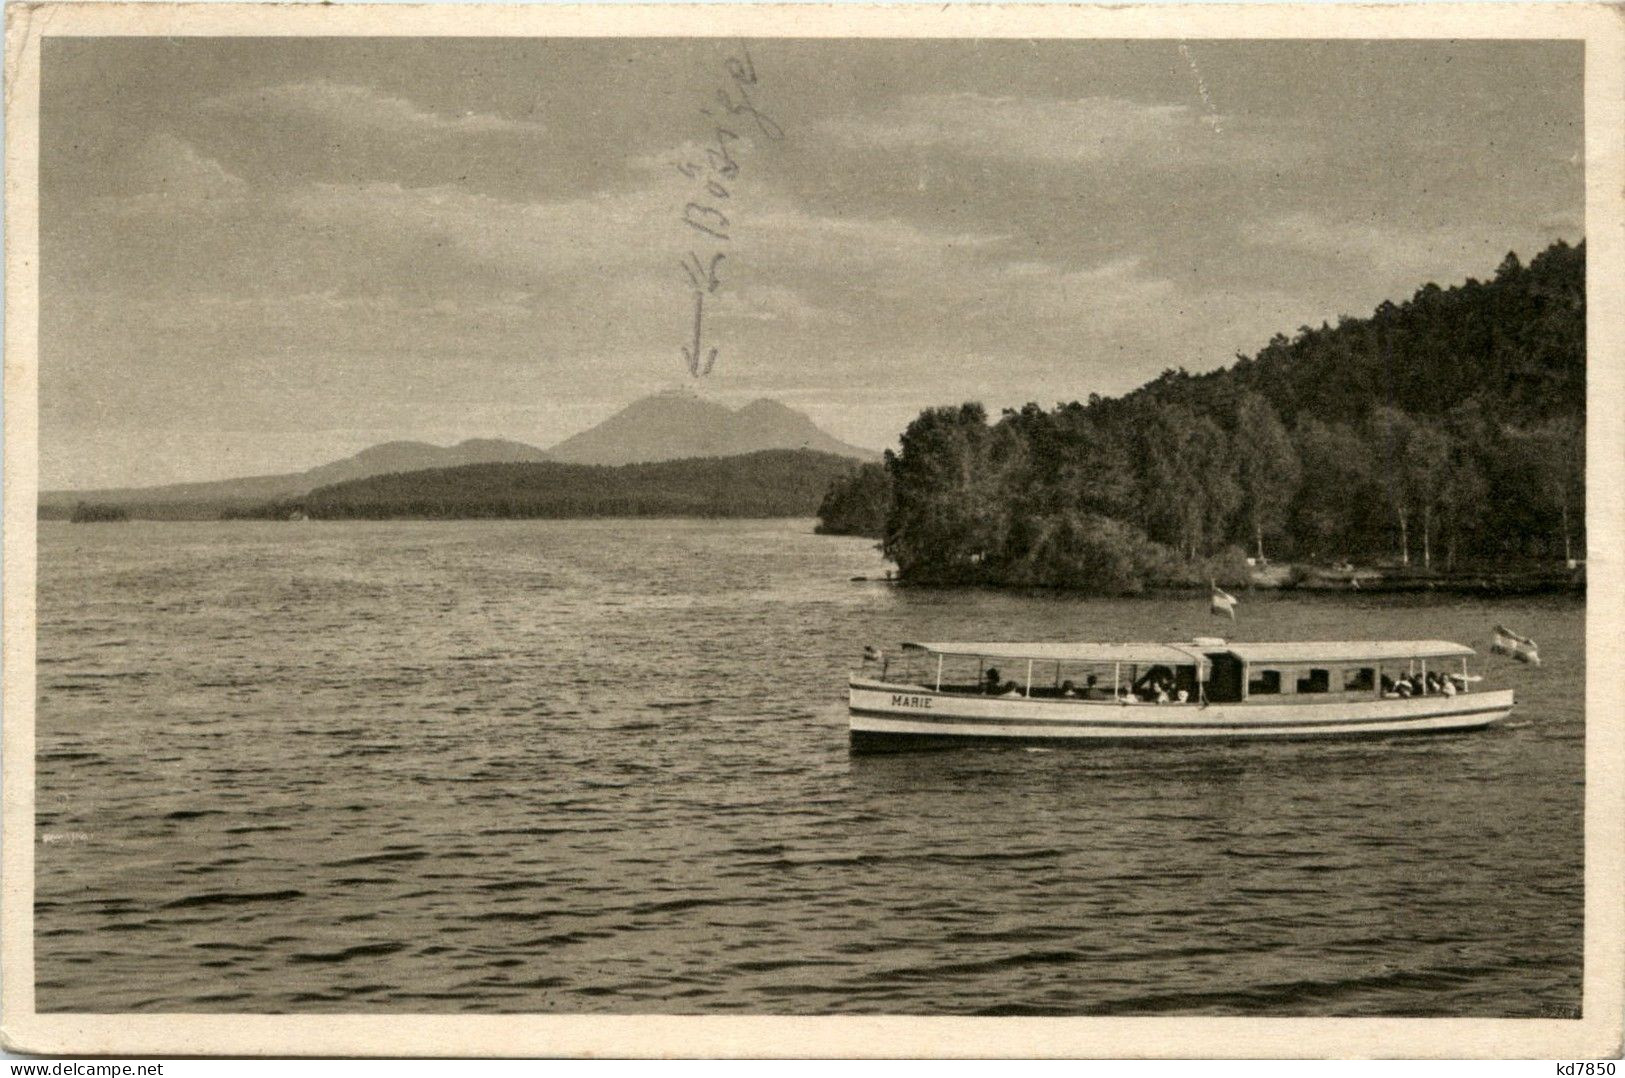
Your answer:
(1247, 669), (1281, 695)
(1297, 668), (1331, 694)
(1343, 667), (1375, 692)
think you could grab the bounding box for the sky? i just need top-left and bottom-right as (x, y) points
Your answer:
(40, 37), (1583, 489)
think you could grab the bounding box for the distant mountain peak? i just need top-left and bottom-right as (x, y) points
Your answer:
(356, 439), (437, 455)
(737, 397), (797, 415)
(545, 393), (880, 466)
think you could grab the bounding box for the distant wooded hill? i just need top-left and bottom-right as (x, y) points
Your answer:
(235, 449), (868, 520)
(37, 439), (552, 520)
(821, 239), (1586, 592)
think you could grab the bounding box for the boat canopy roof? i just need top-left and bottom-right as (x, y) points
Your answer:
(1219, 641), (1474, 663)
(899, 639), (1475, 665)
(902, 641), (1204, 665)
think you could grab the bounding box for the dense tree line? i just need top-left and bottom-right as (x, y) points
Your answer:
(66, 502), (129, 523)
(43, 497), (280, 521)
(819, 240), (1586, 591)
(814, 463), (892, 536)
(273, 449), (861, 520)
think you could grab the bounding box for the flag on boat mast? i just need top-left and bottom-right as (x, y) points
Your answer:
(1210, 583), (1238, 620)
(1490, 625), (1540, 665)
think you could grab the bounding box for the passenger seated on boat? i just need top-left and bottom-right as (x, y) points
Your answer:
(1380, 674), (1398, 697)
(981, 667), (1021, 695)
(1131, 665), (1169, 702)
(1395, 678), (1413, 697)
(1059, 679), (1079, 698)
(1441, 674), (1457, 696)
(1176, 689), (1189, 703)
(1081, 674), (1103, 700)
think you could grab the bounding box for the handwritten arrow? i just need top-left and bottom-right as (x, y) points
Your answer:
(681, 290), (718, 378)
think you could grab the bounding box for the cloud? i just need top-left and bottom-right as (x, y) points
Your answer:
(124, 133), (247, 199)
(820, 93), (1208, 164)
(205, 79), (545, 137)
(1251, 210), (1583, 288)
(253, 174), (1282, 380)
(719, 283), (836, 325)
(745, 202), (1007, 260)
(628, 136), (767, 179)
(989, 256), (1175, 323)
(276, 179), (669, 286)
(266, 171), (1011, 300)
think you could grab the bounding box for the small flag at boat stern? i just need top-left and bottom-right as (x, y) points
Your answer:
(1490, 625), (1540, 666)
(1210, 584), (1238, 620)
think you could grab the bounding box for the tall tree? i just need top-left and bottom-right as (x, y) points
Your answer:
(1438, 402), (1496, 568)
(1190, 416), (1241, 558)
(1517, 416), (1586, 563)
(1127, 401), (1206, 559)
(1404, 419), (1452, 568)
(1365, 407), (1417, 564)
(1232, 392), (1302, 562)
(1290, 418), (1375, 559)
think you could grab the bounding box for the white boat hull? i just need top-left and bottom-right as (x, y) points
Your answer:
(848, 678), (1515, 751)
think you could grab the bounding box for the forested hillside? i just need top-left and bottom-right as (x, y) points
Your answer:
(274, 449), (864, 520)
(820, 240), (1585, 591)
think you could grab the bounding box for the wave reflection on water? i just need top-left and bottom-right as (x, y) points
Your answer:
(34, 519), (1582, 1015)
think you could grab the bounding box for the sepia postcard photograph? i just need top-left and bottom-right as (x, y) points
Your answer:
(2, 1), (1621, 1060)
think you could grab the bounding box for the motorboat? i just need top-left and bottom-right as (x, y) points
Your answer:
(848, 638), (1514, 751)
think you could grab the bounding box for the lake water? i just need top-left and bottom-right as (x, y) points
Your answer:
(34, 518), (1583, 1015)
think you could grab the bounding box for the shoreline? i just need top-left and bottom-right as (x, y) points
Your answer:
(861, 568), (1586, 598)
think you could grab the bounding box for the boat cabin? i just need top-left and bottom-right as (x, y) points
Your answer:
(1198, 641), (1475, 703)
(883, 639), (1479, 706)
